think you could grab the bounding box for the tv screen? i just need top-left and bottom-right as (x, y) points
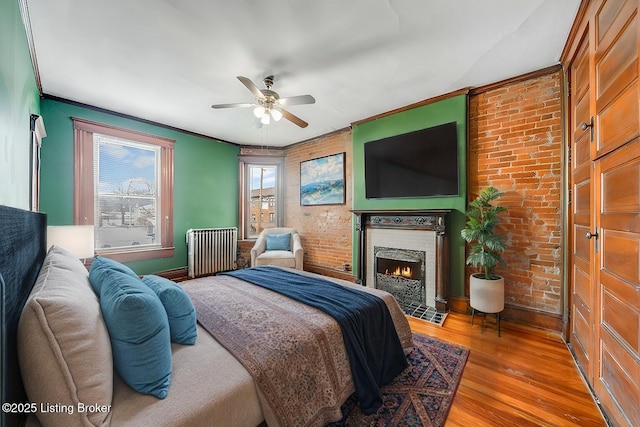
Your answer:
(364, 121), (459, 198)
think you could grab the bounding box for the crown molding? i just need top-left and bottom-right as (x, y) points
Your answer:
(18, 0), (42, 95)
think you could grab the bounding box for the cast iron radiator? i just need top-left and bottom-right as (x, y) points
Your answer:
(186, 227), (237, 278)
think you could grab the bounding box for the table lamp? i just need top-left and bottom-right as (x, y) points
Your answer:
(46, 225), (95, 260)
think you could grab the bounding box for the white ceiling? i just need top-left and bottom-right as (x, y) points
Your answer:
(25, 0), (580, 147)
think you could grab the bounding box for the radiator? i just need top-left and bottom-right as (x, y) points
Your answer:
(186, 227), (237, 278)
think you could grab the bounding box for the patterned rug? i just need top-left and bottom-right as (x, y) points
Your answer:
(327, 333), (469, 427)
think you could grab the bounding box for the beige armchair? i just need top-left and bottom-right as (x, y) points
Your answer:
(250, 227), (304, 270)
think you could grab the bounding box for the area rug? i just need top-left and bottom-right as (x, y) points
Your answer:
(327, 333), (469, 427)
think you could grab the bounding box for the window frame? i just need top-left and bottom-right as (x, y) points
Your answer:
(73, 118), (174, 262)
(238, 154), (284, 240)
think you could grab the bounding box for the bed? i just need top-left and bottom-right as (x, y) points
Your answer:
(0, 205), (413, 427)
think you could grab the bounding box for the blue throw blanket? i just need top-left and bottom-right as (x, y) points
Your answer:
(221, 266), (408, 414)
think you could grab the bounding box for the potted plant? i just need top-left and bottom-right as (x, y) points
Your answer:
(461, 186), (508, 279)
(461, 187), (507, 327)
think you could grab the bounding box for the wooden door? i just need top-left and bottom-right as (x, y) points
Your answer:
(595, 141), (640, 427)
(591, 0), (640, 426)
(566, 1), (640, 425)
(591, 1), (640, 425)
(569, 30), (595, 382)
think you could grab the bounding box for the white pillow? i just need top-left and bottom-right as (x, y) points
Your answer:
(18, 245), (113, 427)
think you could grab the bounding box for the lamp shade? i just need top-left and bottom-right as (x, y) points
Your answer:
(253, 106), (265, 118)
(270, 109), (282, 121)
(47, 225), (95, 259)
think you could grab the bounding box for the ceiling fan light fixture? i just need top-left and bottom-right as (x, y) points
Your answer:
(253, 106), (265, 118)
(212, 76), (313, 128)
(271, 109), (283, 121)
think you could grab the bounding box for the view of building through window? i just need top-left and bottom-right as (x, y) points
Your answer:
(94, 134), (160, 250)
(248, 165), (276, 238)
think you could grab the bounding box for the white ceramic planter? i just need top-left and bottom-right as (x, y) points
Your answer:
(469, 273), (505, 313)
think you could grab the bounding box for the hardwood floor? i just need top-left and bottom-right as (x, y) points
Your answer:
(408, 312), (607, 426)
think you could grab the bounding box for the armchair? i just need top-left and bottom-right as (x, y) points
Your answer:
(250, 227), (303, 270)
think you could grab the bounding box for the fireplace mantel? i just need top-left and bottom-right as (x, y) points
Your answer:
(351, 209), (450, 312)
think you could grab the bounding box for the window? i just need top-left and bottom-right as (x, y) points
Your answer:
(238, 155), (284, 240)
(73, 118), (174, 262)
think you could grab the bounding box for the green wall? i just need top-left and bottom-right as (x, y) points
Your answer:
(39, 99), (240, 275)
(0, 0), (41, 209)
(352, 94), (468, 296)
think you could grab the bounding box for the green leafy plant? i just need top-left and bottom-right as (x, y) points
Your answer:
(461, 186), (508, 280)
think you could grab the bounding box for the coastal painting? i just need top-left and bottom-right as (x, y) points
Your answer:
(300, 152), (345, 206)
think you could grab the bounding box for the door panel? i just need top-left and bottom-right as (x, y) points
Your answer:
(600, 334), (639, 427)
(596, 0), (631, 46)
(597, 84), (639, 156)
(596, 13), (636, 102)
(601, 275), (638, 351)
(595, 4), (638, 158)
(574, 257), (592, 302)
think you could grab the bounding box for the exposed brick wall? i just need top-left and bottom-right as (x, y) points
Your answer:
(284, 129), (353, 272)
(468, 70), (563, 317)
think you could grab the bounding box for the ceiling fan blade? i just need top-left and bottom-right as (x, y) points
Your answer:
(237, 76), (266, 100)
(280, 108), (309, 128)
(211, 102), (254, 109)
(278, 94), (316, 107)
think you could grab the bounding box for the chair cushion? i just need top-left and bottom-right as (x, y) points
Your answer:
(142, 275), (197, 345)
(266, 233), (291, 251)
(96, 268), (172, 399)
(18, 245), (114, 426)
(89, 255), (139, 295)
(256, 250), (296, 269)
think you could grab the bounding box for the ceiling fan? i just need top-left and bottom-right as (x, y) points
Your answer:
(211, 75), (315, 128)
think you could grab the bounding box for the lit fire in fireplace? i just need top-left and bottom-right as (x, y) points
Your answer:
(385, 266), (413, 279)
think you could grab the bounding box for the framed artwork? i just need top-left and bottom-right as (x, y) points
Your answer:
(300, 152), (345, 206)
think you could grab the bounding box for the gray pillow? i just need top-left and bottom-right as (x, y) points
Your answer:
(18, 245), (113, 426)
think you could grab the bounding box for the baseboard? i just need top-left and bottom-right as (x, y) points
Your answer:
(447, 296), (563, 332)
(566, 344), (614, 426)
(448, 295), (469, 313)
(502, 305), (563, 332)
(154, 267), (190, 282)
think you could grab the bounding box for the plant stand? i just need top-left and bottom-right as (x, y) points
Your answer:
(470, 309), (501, 336)
(469, 274), (504, 337)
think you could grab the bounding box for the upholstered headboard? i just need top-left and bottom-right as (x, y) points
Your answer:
(0, 205), (46, 427)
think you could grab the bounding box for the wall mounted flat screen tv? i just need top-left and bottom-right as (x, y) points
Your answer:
(364, 121), (459, 198)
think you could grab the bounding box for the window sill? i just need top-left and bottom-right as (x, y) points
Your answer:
(94, 246), (175, 263)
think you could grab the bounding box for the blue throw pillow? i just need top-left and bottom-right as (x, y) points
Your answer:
(266, 233), (291, 251)
(142, 275), (197, 345)
(89, 256), (139, 295)
(98, 268), (172, 399)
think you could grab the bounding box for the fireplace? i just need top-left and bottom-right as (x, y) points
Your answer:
(374, 247), (425, 308)
(352, 210), (449, 320)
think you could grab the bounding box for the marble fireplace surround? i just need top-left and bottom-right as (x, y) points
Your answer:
(352, 210), (449, 312)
